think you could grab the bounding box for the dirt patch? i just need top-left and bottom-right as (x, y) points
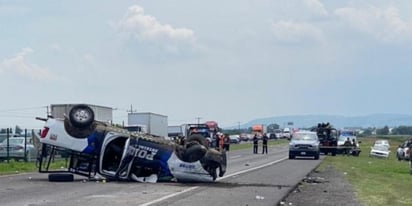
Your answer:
(280, 164), (362, 206)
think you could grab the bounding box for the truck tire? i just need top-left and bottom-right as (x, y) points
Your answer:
(48, 173), (74, 182)
(182, 144), (207, 162)
(69, 104), (94, 129)
(64, 118), (94, 138)
(186, 134), (208, 148)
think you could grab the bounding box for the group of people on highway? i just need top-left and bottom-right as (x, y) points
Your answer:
(253, 133), (269, 154)
(215, 133), (230, 151)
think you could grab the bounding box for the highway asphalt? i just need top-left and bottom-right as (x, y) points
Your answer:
(0, 144), (323, 206)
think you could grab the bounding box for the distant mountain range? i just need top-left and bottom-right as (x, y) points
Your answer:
(232, 114), (412, 129)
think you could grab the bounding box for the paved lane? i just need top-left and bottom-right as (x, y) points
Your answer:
(0, 143), (322, 206)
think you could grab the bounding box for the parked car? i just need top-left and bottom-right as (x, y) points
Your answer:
(370, 145), (390, 158)
(373, 139), (390, 148)
(397, 140), (411, 161)
(229, 135), (240, 144)
(289, 131), (320, 160)
(0, 137), (37, 161)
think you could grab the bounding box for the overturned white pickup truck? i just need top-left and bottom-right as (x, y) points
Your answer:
(35, 104), (226, 182)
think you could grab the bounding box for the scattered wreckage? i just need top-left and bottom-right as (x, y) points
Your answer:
(34, 104), (226, 182)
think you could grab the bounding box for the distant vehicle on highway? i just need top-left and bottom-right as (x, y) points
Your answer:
(229, 135), (240, 144)
(282, 128), (291, 139)
(289, 131), (320, 160)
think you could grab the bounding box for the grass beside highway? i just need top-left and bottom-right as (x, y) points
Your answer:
(0, 159), (68, 175)
(318, 136), (412, 206)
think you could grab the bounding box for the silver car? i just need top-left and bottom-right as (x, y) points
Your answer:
(0, 137), (37, 161)
(289, 131), (320, 159)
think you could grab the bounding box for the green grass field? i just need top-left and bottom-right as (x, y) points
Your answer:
(319, 136), (412, 206)
(0, 159), (69, 175)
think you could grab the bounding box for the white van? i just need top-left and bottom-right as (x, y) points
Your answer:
(282, 128), (291, 139)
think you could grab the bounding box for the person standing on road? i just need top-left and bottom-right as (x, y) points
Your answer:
(219, 133), (225, 151)
(253, 134), (259, 154)
(262, 134), (268, 154)
(223, 134), (230, 151)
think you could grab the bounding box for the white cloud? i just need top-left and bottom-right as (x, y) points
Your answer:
(0, 48), (56, 80)
(116, 5), (195, 43)
(335, 6), (412, 42)
(271, 21), (324, 43)
(304, 0), (328, 17)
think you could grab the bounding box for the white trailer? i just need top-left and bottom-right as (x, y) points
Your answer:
(168, 125), (184, 137)
(128, 112), (168, 137)
(50, 104), (113, 123)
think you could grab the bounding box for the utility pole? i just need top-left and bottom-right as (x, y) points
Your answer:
(195, 117), (202, 125)
(237, 121), (241, 134)
(45, 105), (50, 116)
(127, 104), (137, 114)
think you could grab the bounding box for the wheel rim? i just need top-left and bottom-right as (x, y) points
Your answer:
(73, 109), (91, 123)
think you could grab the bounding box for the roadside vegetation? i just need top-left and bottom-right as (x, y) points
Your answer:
(0, 159), (68, 175)
(319, 136), (412, 206)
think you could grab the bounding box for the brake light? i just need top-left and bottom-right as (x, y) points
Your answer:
(41, 127), (50, 138)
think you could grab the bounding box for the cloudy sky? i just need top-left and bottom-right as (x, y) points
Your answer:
(1, 0), (412, 129)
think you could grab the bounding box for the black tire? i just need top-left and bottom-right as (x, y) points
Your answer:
(289, 154), (295, 159)
(69, 104), (94, 129)
(331, 150), (337, 156)
(48, 173), (74, 182)
(186, 134), (208, 148)
(64, 118), (94, 138)
(314, 153), (320, 160)
(183, 144), (207, 162)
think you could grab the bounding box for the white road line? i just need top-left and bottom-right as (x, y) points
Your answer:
(139, 156), (288, 206)
(139, 186), (199, 206)
(218, 156), (288, 180)
(228, 155), (242, 159)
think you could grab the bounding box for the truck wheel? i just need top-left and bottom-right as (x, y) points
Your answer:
(69, 104), (94, 129)
(48, 173), (74, 182)
(186, 134), (208, 148)
(183, 144), (207, 162)
(64, 118), (94, 138)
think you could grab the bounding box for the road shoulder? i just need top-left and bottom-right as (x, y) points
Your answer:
(280, 164), (361, 206)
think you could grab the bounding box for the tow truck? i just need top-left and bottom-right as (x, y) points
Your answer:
(315, 123), (338, 156)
